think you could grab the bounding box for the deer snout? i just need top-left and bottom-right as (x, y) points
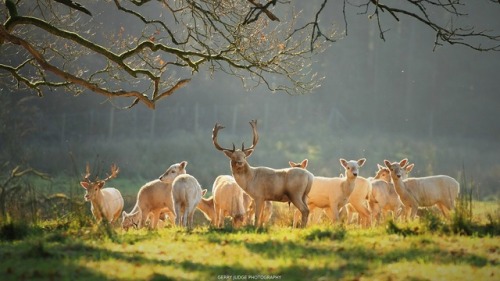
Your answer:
(397, 174), (401, 178)
(353, 173), (358, 177)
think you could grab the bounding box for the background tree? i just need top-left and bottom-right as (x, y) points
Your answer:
(1, 1), (498, 109)
(0, 0), (330, 109)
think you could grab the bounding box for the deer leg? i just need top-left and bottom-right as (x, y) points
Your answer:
(254, 200), (264, 227)
(292, 208), (301, 228)
(437, 203), (451, 219)
(174, 203), (182, 226)
(290, 196), (309, 228)
(350, 201), (372, 228)
(187, 203), (196, 229)
(214, 204), (222, 228)
(321, 207), (332, 223)
(150, 210), (158, 229)
(166, 209), (176, 226)
(137, 210), (147, 229)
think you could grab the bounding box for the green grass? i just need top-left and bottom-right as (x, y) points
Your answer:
(0, 201), (499, 281)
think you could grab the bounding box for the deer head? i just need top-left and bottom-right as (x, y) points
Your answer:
(289, 159), (309, 169)
(375, 164), (391, 182)
(384, 158), (408, 179)
(340, 158), (366, 179)
(159, 161), (188, 183)
(212, 120), (259, 170)
(80, 163), (119, 201)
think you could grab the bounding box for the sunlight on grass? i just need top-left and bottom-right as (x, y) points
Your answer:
(0, 201), (498, 280)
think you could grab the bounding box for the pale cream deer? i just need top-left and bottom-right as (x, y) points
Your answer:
(369, 165), (404, 223)
(212, 120), (314, 227)
(80, 163), (124, 224)
(384, 159), (460, 219)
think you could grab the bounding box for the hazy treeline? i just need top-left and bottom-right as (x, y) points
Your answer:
(1, 2), (499, 202)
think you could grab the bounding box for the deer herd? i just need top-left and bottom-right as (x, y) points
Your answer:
(80, 120), (460, 230)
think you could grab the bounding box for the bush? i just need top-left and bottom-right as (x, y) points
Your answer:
(0, 218), (31, 241)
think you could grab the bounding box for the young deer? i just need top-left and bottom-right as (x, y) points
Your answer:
(212, 120), (314, 228)
(121, 161), (186, 230)
(80, 163), (124, 224)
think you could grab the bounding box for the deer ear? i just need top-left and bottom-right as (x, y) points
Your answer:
(357, 158), (366, 167)
(223, 150), (233, 158)
(243, 149), (254, 157)
(301, 159), (308, 168)
(289, 161), (297, 167)
(201, 189), (208, 196)
(405, 163), (414, 172)
(377, 164), (384, 170)
(340, 158), (348, 168)
(180, 161), (188, 169)
(384, 160), (392, 168)
(399, 158), (408, 167)
(97, 181), (105, 189)
(80, 182), (89, 189)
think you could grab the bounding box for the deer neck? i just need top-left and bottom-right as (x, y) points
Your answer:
(392, 176), (408, 196)
(197, 197), (215, 222)
(341, 175), (356, 196)
(90, 190), (106, 216)
(230, 162), (253, 192)
(91, 189), (105, 206)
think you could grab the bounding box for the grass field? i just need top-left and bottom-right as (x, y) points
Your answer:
(0, 201), (499, 281)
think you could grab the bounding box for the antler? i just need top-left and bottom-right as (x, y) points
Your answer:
(100, 163), (119, 183)
(242, 119), (259, 152)
(212, 123), (233, 151)
(84, 162), (91, 182)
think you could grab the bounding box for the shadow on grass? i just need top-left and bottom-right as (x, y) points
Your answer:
(0, 225), (494, 281)
(242, 236), (492, 280)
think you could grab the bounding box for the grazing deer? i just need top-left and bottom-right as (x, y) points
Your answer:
(80, 163), (124, 224)
(212, 120), (314, 227)
(121, 161), (187, 230)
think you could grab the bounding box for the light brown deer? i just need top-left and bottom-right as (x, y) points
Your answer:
(121, 161), (186, 230)
(80, 163), (124, 224)
(212, 120), (314, 227)
(290, 158), (371, 227)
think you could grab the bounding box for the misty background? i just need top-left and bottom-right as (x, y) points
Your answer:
(1, 2), (499, 205)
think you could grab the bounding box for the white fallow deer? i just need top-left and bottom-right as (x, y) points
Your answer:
(384, 159), (460, 219)
(80, 163), (124, 224)
(172, 174), (206, 229)
(369, 165), (404, 223)
(212, 120), (314, 228)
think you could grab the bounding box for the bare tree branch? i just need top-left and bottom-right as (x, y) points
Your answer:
(1, 0), (327, 108)
(245, 0), (500, 51)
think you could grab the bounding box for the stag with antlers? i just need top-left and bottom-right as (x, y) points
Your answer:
(212, 120), (314, 227)
(80, 163), (124, 224)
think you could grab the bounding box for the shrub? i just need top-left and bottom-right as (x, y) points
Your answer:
(0, 217), (31, 241)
